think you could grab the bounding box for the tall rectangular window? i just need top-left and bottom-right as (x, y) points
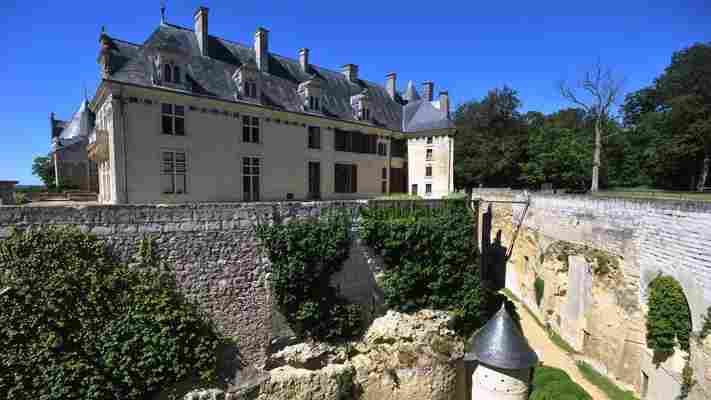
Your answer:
(425, 166), (432, 177)
(244, 81), (257, 98)
(243, 157), (260, 201)
(426, 148), (433, 161)
(378, 142), (387, 156)
(335, 164), (357, 193)
(162, 104), (185, 135)
(426, 183), (432, 195)
(243, 116), (260, 143)
(308, 96), (320, 111)
(411, 184), (418, 195)
(161, 151), (187, 194)
(426, 136), (433, 144)
(308, 126), (321, 149)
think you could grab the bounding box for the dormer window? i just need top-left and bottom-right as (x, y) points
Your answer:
(245, 80), (258, 99)
(361, 107), (371, 121)
(162, 63), (181, 84)
(351, 88), (372, 122)
(308, 96), (320, 111)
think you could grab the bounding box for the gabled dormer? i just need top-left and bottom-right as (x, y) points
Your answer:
(351, 88), (372, 122)
(146, 31), (188, 89)
(233, 61), (261, 102)
(298, 77), (323, 113)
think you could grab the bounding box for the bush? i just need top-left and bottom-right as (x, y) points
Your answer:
(530, 366), (592, 400)
(646, 275), (691, 361)
(360, 200), (492, 334)
(534, 276), (545, 306)
(0, 228), (221, 400)
(256, 212), (363, 341)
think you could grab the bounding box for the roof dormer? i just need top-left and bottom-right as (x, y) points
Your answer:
(298, 77), (323, 113)
(233, 61), (261, 102)
(351, 88), (372, 122)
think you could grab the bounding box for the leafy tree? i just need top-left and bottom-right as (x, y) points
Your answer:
(559, 61), (625, 192)
(32, 155), (55, 188)
(454, 86), (528, 188)
(0, 228), (221, 400)
(646, 275), (691, 364)
(520, 125), (592, 190)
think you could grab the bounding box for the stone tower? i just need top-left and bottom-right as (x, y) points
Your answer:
(464, 305), (539, 400)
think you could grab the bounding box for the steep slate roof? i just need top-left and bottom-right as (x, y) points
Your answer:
(403, 99), (455, 132)
(104, 23), (416, 131)
(463, 305), (539, 370)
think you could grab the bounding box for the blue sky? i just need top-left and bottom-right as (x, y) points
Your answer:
(0, 0), (709, 184)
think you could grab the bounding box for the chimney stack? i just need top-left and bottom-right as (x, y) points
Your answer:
(423, 81), (434, 102)
(194, 6), (209, 57)
(299, 48), (309, 73)
(439, 91), (450, 118)
(255, 27), (270, 72)
(386, 72), (397, 99)
(342, 64), (359, 82)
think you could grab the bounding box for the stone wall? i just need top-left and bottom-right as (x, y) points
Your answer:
(0, 201), (378, 367)
(479, 192), (711, 397)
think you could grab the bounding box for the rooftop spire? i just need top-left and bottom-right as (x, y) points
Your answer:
(403, 80), (421, 102)
(160, 0), (166, 24)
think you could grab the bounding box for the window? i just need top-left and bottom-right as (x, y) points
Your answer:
(361, 107), (371, 121)
(335, 164), (357, 193)
(308, 126), (321, 149)
(334, 129), (377, 153)
(426, 183), (432, 195)
(382, 167), (387, 180)
(164, 64), (172, 83)
(378, 142), (387, 156)
(391, 139), (407, 157)
(243, 157), (260, 201)
(161, 151), (187, 194)
(425, 166), (432, 177)
(426, 148), (433, 161)
(173, 66), (181, 83)
(244, 81), (258, 98)
(243, 116), (260, 143)
(308, 96), (320, 111)
(426, 136), (433, 144)
(381, 167), (387, 194)
(161, 104), (185, 135)
(411, 184), (418, 195)
(382, 180), (387, 194)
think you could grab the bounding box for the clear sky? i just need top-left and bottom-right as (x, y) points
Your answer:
(0, 0), (709, 184)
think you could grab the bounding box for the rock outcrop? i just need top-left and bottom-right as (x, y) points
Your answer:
(188, 310), (465, 400)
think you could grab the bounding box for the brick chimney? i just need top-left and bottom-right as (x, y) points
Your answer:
(342, 64), (358, 82)
(386, 72), (397, 99)
(299, 48), (309, 73)
(423, 81), (434, 102)
(439, 91), (450, 118)
(255, 27), (269, 73)
(194, 6), (209, 57)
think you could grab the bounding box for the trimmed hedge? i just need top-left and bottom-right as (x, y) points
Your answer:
(256, 212), (363, 341)
(360, 200), (493, 335)
(0, 228), (220, 400)
(646, 275), (691, 362)
(530, 365), (592, 400)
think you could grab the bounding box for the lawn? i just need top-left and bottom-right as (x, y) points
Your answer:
(576, 361), (639, 400)
(593, 189), (711, 202)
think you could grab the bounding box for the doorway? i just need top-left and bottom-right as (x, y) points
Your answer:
(308, 162), (321, 200)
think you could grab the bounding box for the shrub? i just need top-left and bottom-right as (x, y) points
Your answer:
(530, 366), (592, 400)
(534, 276), (545, 306)
(0, 227), (220, 400)
(360, 200), (492, 334)
(646, 275), (691, 361)
(256, 212), (363, 341)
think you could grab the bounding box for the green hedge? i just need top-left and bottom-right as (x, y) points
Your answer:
(360, 200), (492, 334)
(534, 276), (545, 306)
(646, 275), (691, 362)
(530, 366), (592, 400)
(257, 212), (362, 341)
(0, 228), (220, 400)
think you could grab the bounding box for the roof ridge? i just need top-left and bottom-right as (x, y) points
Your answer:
(109, 36), (143, 48)
(153, 22), (391, 92)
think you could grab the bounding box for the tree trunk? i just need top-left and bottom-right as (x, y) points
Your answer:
(696, 155), (710, 192)
(591, 119), (602, 192)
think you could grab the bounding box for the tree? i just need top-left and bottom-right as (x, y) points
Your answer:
(520, 125), (592, 190)
(559, 62), (625, 192)
(454, 86), (528, 188)
(32, 155), (55, 188)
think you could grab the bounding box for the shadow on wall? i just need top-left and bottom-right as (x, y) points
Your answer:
(481, 201), (530, 292)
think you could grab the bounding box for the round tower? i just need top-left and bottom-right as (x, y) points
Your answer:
(464, 305), (539, 400)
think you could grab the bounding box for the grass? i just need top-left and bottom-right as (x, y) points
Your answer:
(374, 193), (423, 200)
(500, 288), (578, 354)
(593, 189), (711, 202)
(576, 361), (639, 400)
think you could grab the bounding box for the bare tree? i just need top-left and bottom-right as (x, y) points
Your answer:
(558, 61), (624, 192)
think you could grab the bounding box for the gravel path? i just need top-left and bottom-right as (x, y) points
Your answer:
(512, 297), (610, 400)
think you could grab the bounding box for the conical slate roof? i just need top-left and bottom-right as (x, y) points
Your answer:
(403, 80), (420, 102)
(463, 305), (539, 369)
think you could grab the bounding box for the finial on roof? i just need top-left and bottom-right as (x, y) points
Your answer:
(160, 0), (166, 24)
(101, 25), (105, 34)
